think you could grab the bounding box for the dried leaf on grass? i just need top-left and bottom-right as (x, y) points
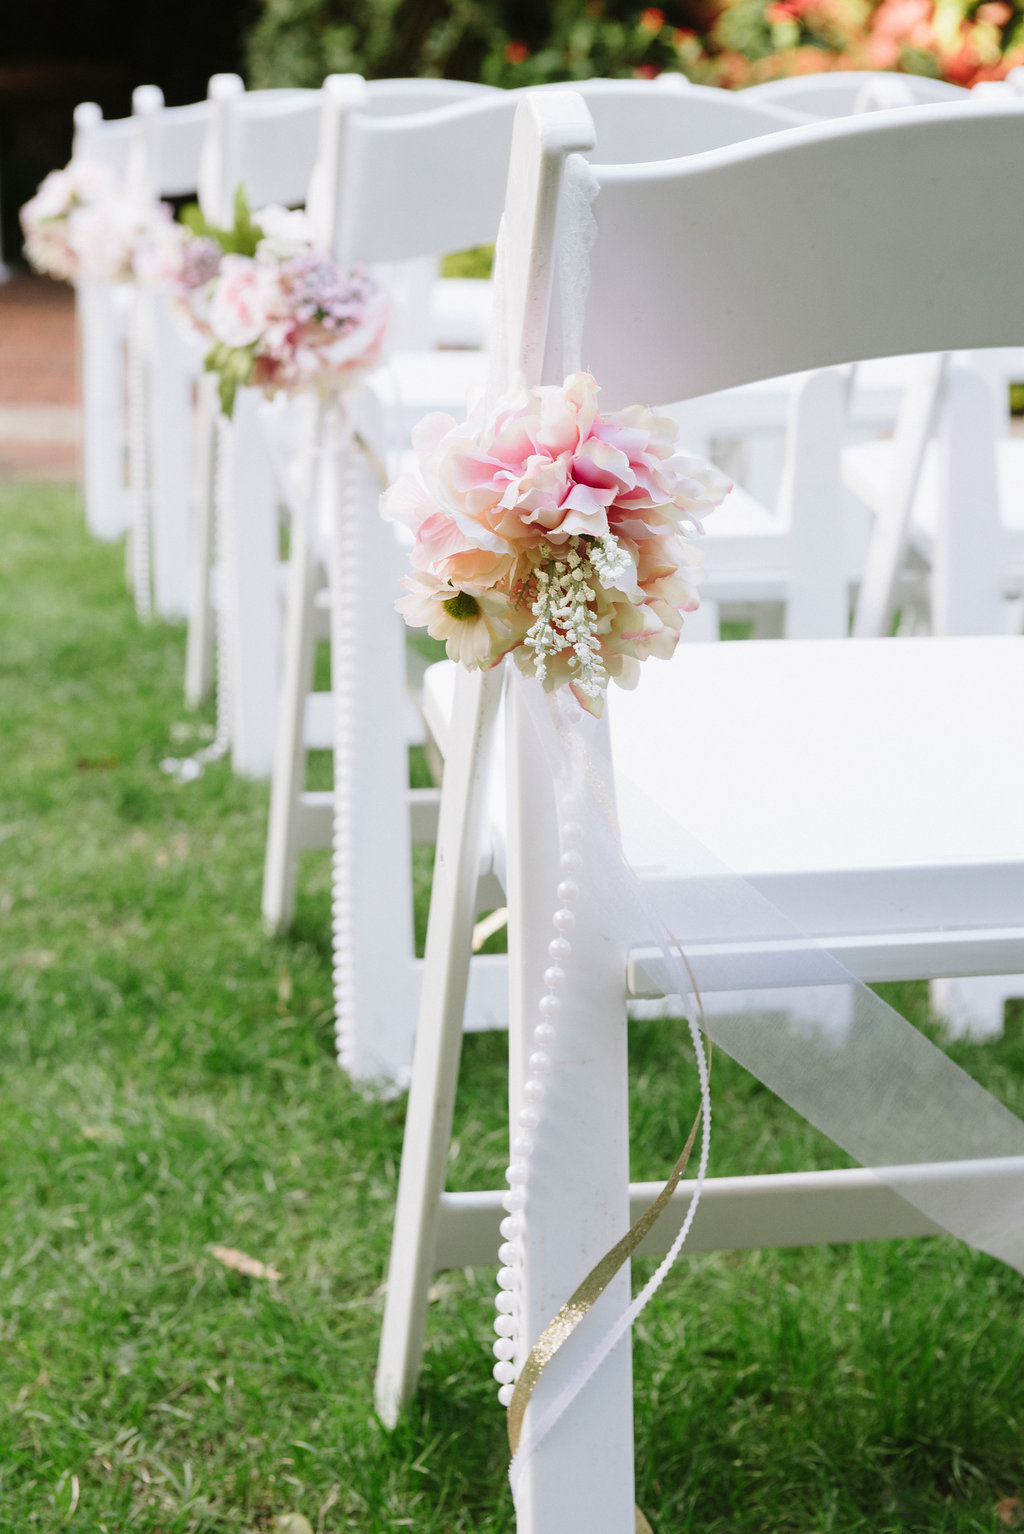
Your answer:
(210, 1245), (282, 1281)
(275, 1517), (313, 1534)
(997, 1499), (1024, 1528)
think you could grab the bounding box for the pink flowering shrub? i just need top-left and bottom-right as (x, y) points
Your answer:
(385, 372), (730, 714)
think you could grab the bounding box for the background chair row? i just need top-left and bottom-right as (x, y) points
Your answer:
(67, 66), (1024, 1097)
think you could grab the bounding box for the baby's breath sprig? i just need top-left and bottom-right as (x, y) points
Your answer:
(524, 534), (625, 699)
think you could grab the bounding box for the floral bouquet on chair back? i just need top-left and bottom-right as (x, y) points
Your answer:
(172, 191), (389, 418)
(385, 371), (730, 714)
(20, 160), (162, 284)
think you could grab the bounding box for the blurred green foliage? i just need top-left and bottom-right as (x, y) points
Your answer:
(244, 0), (715, 90)
(243, 0), (1024, 92)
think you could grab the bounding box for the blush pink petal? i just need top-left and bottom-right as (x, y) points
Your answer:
(380, 472), (434, 530)
(412, 411), (458, 458)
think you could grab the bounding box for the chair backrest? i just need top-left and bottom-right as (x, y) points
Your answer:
(366, 76), (498, 113)
(198, 75), (324, 224)
(743, 70), (969, 117)
(72, 102), (138, 180)
(128, 85), (212, 202)
(558, 98), (1024, 409)
(196, 74), (500, 235)
(322, 77), (808, 265)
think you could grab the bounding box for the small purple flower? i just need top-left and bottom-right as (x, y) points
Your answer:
(181, 236), (222, 290)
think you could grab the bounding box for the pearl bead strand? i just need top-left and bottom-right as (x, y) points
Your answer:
(492, 817), (585, 1406)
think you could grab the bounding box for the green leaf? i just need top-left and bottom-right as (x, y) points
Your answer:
(179, 201), (213, 239)
(203, 341), (257, 420)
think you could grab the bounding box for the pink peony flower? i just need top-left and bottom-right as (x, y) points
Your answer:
(386, 373), (730, 713)
(209, 254), (278, 348)
(20, 159), (156, 284)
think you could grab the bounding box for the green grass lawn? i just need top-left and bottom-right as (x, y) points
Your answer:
(2, 479), (1023, 1532)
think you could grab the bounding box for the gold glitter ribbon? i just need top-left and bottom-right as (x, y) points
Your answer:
(507, 1026), (711, 1534)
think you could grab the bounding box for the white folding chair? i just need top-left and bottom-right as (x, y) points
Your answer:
(375, 92), (1024, 1530)
(263, 80), (820, 1087)
(70, 101), (138, 545)
(184, 74), (506, 773)
(122, 85), (216, 625)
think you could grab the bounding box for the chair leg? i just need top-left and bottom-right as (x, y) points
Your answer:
(504, 684), (636, 1533)
(781, 367), (850, 639)
(222, 391), (282, 779)
(148, 297), (194, 623)
(328, 442), (424, 1084)
(375, 665), (504, 1424)
(78, 278), (130, 542)
(932, 362), (1005, 637)
(185, 386), (218, 709)
(262, 513), (320, 934)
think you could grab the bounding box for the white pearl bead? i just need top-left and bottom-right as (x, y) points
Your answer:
(562, 820), (584, 846)
(506, 1162), (528, 1185)
(528, 1051), (551, 1075)
(494, 1314), (516, 1337)
(493, 1361), (516, 1385)
(560, 849), (583, 874)
(512, 1133), (533, 1158)
(501, 1188), (526, 1212)
(523, 1079), (545, 1102)
(497, 1241), (520, 1265)
(557, 880), (580, 903)
(500, 1216), (522, 1240)
(548, 937), (571, 962)
(539, 994), (561, 1018)
(496, 1265), (518, 1290)
(552, 907), (575, 932)
(533, 1021), (556, 1047)
(493, 1338), (515, 1361)
(498, 1384), (515, 1407)
(543, 965), (566, 989)
(495, 1291), (517, 1314)
(517, 1106), (540, 1130)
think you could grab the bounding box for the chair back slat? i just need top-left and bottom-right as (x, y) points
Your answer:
(198, 79), (323, 224)
(145, 102), (212, 197)
(336, 81), (809, 265)
(573, 102), (1024, 408)
(72, 103), (138, 178)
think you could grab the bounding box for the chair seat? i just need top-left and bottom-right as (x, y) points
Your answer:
(424, 636), (1024, 950)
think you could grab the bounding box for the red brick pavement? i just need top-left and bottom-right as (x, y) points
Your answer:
(0, 274), (80, 478)
(0, 275), (78, 404)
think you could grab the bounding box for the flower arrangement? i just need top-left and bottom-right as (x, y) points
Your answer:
(20, 160), (160, 284)
(385, 372), (730, 714)
(133, 217), (224, 336)
(188, 193), (388, 417)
